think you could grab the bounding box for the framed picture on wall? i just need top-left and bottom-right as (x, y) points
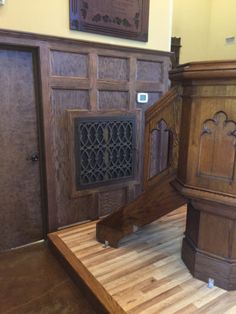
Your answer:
(69, 0), (150, 42)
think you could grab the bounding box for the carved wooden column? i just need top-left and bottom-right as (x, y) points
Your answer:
(170, 61), (236, 290)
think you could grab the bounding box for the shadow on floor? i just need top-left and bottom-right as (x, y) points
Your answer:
(0, 242), (96, 314)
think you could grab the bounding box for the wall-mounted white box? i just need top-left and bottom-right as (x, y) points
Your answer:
(0, 0), (5, 5)
(137, 93), (149, 104)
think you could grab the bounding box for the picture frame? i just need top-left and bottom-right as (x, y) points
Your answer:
(69, 0), (150, 42)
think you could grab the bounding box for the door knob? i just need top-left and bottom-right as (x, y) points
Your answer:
(30, 153), (39, 162)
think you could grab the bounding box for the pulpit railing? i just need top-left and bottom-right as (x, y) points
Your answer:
(96, 86), (186, 247)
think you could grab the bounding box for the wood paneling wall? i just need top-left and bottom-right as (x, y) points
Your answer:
(0, 30), (171, 231)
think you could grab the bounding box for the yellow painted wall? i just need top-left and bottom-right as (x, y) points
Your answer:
(0, 0), (173, 52)
(173, 0), (236, 63)
(208, 0), (236, 60)
(172, 0), (211, 63)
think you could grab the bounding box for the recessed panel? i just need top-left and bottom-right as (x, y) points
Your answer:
(51, 51), (88, 77)
(199, 212), (230, 257)
(58, 194), (95, 226)
(98, 56), (129, 80)
(51, 89), (91, 225)
(98, 188), (127, 216)
(198, 111), (236, 181)
(52, 89), (89, 109)
(98, 91), (129, 110)
(149, 120), (171, 178)
(137, 60), (162, 82)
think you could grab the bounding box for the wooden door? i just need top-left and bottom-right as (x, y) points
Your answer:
(0, 47), (44, 251)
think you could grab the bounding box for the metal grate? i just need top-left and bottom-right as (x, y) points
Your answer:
(74, 116), (136, 189)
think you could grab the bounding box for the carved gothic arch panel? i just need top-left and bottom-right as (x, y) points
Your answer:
(198, 111), (236, 181)
(149, 119), (172, 178)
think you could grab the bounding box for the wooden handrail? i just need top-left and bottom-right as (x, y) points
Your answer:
(145, 86), (179, 122)
(143, 86), (182, 189)
(96, 87), (185, 247)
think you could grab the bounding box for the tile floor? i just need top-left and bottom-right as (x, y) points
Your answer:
(0, 242), (96, 314)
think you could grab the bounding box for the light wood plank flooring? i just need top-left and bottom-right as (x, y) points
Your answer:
(48, 206), (236, 313)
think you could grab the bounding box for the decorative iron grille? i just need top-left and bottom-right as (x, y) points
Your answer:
(74, 116), (136, 189)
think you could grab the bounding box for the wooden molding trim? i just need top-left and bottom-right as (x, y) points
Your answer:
(184, 233), (236, 264)
(182, 237), (236, 290)
(145, 86), (180, 123)
(172, 179), (236, 210)
(0, 28), (172, 57)
(170, 60), (236, 80)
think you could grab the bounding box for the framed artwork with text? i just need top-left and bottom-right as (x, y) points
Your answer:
(69, 0), (150, 42)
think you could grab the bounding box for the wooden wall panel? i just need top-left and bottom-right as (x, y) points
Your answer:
(98, 56), (129, 80)
(199, 212), (231, 258)
(137, 60), (163, 82)
(98, 91), (129, 110)
(231, 222), (236, 259)
(185, 204), (200, 246)
(51, 89), (92, 226)
(52, 89), (89, 108)
(98, 188), (127, 217)
(0, 29), (171, 231)
(58, 195), (97, 226)
(48, 45), (171, 228)
(51, 51), (88, 77)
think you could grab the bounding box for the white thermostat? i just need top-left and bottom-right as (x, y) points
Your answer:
(0, 0), (5, 5)
(137, 93), (148, 104)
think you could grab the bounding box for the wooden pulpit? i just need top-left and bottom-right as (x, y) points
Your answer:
(97, 60), (236, 290)
(171, 61), (236, 290)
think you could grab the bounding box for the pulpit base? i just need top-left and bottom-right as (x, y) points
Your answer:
(182, 202), (236, 291)
(182, 237), (236, 291)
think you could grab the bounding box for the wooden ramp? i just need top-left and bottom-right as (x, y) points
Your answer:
(48, 207), (236, 314)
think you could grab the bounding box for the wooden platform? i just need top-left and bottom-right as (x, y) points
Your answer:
(48, 207), (236, 313)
